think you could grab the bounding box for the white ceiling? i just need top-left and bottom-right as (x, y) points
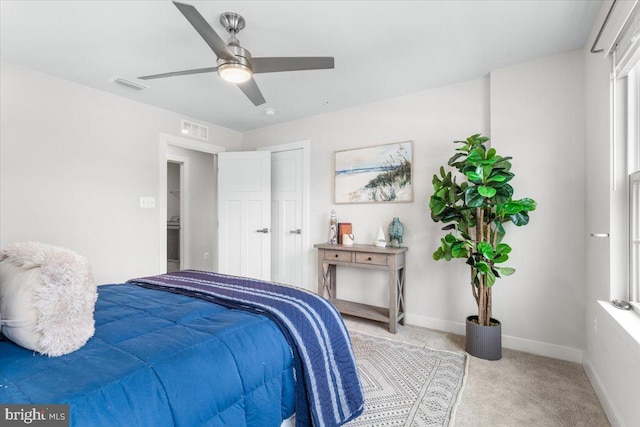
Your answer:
(0, 1), (602, 132)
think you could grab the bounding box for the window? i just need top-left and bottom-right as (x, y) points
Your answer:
(629, 64), (640, 311)
(631, 171), (640, 309)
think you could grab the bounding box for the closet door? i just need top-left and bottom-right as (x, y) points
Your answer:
(217, 151), (271, 281)
(271, 148), (303, 286)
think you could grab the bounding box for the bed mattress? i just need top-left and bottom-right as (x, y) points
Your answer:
(0, 283), (295, 426)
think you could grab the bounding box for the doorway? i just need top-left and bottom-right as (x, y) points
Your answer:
(158, 134), (309, 288)
(158, 133), (225, 274)
(166, 161), (183, 273)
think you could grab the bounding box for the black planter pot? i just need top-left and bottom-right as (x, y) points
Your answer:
(465, 315), (502, 360)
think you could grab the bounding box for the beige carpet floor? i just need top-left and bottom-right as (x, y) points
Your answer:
(344, 316), (610, 427)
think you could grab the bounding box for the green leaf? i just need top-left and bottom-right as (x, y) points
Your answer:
(466, 148), (484, 164)
(478, 186), (497, 198)
(510, 211), (530, 226)
(475, 261), (490, 273)
(444, 233), (457, 244)
(466, 171), (482, 182)
(494, 254), (509, 263)
(518, 198), (537, 211)
(496, 267), (516, 276)
(503, 201), (526, 215)
(477, 241), (492, 252)
(495, 243), (512, 254)
(441, 224), (456, 231)
(464, 186), (485, 207)
(487, 174), (506, 183)
(451, 243), (468, 258)
(448, 186), (456, 204)
(492, 183), (514, 205)
(461, 164), (475, 175)
(448, 152), (466, 166)
(439, 207), (461, 223)
(435, 239), (453, 261)
(485, 270), (497, 287)
(487, 148), (496, 159)
(496, 171), (514, 182)
(477, 242), (494, 259)
(429, 196), (446, 216)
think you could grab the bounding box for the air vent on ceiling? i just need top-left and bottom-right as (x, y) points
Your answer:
(181, 119), (209, 141)
(110, 75), (148, 91)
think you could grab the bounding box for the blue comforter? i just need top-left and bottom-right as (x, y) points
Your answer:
(0, 284), (296, 426)
(128, 270), (364, 427)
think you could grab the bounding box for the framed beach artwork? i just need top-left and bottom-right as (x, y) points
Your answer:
(335, 141), (413, 204)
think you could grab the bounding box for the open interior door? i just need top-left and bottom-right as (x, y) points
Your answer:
(271, 149), (303, 286)
(217, 151), (271, 280)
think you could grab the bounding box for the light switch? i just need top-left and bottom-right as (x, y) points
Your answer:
(140, 196), (156, 209)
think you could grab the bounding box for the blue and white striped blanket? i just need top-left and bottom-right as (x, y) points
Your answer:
(127, 270), (364, 427)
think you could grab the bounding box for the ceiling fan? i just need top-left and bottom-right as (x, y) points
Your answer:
(139, 1), (335, 106)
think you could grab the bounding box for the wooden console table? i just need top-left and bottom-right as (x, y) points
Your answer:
(314, 243), (407, 333)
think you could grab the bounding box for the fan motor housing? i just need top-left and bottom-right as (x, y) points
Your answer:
(217, 44), (252, 70)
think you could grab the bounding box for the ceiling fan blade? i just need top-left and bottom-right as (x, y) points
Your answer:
(251, 57), (335, 74)
(237, 77), (266, 106)
(138, 67), (218, 80)
(172, 1), (237, 62)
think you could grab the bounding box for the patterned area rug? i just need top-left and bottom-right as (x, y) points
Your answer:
(346, 332), (467, 427)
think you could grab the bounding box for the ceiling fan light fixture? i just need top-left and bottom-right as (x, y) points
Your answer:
(218, 63), (252, 83)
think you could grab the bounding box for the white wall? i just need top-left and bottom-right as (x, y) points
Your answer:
(244, 78), (489, 327)
(489, 50), (586, 356)
(243, 55), (586, 361)
(582, 2), (640, 426)
(0, 61), (242, 284)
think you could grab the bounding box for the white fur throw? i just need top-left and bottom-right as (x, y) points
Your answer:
(0, 242), (97, 356)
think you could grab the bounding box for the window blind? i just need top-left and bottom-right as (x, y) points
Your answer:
(614, 2), (640, 76)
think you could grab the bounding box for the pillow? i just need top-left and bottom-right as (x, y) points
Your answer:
(0, 242), (97, 356)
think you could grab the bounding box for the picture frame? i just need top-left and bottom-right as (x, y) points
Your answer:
(335, 141), (413, 204)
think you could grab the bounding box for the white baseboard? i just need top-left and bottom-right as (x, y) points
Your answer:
(405, 313), (466, 335)
(406, 313), (583, 363)
(583, 356), (623, 427)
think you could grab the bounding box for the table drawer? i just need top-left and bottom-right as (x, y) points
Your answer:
(355, 252), (388, 266)
(324, 250), (352, 262)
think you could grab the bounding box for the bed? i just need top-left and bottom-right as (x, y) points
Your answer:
(0, 270), (364, 427)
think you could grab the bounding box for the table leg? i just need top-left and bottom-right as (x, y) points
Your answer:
(389, 267), (398, 334)
(398, 267), (406, 326)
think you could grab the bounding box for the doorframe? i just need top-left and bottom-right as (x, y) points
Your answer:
(167, 156), (189, 270)
(258, 140), (311, 289)
(158, 133), (225, 273)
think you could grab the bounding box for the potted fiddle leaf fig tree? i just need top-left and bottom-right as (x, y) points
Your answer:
(429, 134), (536, 360)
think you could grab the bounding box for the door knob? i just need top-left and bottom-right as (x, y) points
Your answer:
(256, 228), (269, 233)
(289, 229), (302, 234)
